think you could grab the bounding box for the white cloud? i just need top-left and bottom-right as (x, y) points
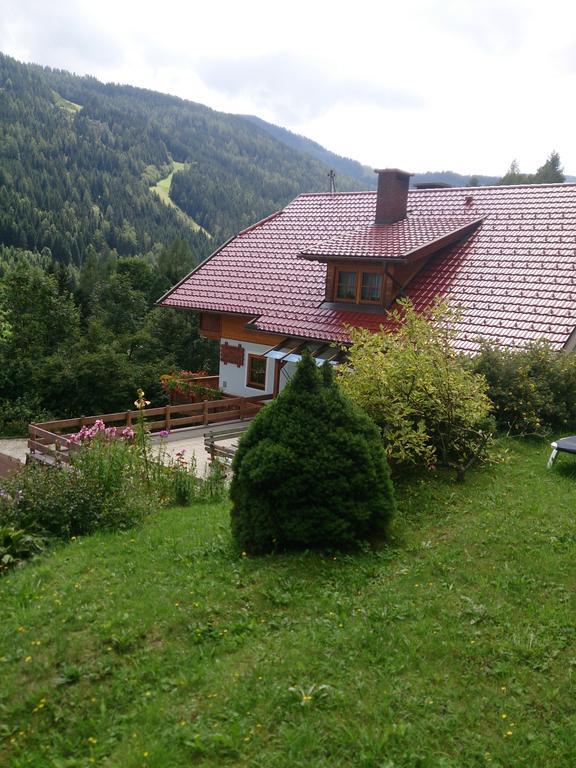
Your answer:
(195, 52), (422, 123)
(0, 0), (575, 175)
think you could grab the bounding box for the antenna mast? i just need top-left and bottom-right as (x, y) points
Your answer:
(328, 170), (336, 194)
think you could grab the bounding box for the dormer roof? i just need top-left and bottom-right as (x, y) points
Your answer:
(298, 216), (483, 263)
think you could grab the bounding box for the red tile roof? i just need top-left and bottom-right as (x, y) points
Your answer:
(298, 216), (483, 262)
(159, 184), (576, 351)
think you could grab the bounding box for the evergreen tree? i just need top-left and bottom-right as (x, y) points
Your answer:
(534, 151), (565, 183)
(498, 160), (528, 185)
(230, 352), (395, 554)
(499, 153), (566, 186)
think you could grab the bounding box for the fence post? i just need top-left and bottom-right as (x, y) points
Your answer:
(239, 398), (245, 421)
(203, 399), (209, 425)
(126, 411), (132, 427)
(165, 405), (171, 432)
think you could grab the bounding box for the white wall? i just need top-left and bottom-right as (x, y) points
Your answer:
(219, 338), (276, 397)
(278, 360), (297, 392)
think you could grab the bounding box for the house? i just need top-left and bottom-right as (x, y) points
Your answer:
(157, 169), (576, 398)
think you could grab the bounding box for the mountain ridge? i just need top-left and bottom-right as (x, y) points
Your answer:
(1, 50), (574, 272)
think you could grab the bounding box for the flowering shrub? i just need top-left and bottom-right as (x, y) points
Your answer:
(160, 371), (223, 403)
(339, 300), (494, 478)
(68, 419), (136, 445)
(0, 387), (228, 575)
(0, 439), (150, 541)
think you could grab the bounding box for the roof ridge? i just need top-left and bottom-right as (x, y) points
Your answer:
(409, 182), (576, 192)
(294, 183), (576, 200)
(236, 209), (284, 237)
(294, 190), (376, 198)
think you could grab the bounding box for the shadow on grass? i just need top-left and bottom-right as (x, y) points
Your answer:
(553, 459), (576, 480)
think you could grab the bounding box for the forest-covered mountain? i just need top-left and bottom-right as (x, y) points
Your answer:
(243, 115), (377, 189)
(0, 52), (371, 430)
(0, 52), (366, 268)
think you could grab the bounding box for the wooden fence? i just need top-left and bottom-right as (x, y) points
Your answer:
(28, 394), (270, 466)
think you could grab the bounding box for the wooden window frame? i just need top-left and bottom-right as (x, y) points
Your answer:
(246, 354), (267, 390)
(335, 270), (358, 302)
(334, 267), (384, 305)
(360, 271), (384, 304)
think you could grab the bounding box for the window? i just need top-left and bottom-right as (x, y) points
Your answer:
(336, 271), (357, 301)
(246, 354), (267, 390)
(361, 272), (383, 302)
(335, 269), (383, 305)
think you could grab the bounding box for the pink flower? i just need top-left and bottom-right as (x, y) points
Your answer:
(159, 429), (170, 438)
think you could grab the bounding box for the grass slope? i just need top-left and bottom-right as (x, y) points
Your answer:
(51, 90), (83, 115)
(150, 162), (208, 235)
(1, 439), (576, 767)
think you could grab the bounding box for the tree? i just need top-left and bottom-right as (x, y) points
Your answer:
(498, 160), (528, 186)
(90, 273), (148, 337)
(157, 239), (196, 287)
(230, 352), (395, 554)
(499, 153), (565, 186)
(534, 151), (565, 184)
(0, 262), (80, 401)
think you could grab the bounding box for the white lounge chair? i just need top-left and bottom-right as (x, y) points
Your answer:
(547, 436), (576, 468)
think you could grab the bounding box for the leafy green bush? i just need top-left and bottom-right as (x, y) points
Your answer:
(1, 438), (150, 540)
(0, 395), (53, 436)
(0, 523), (45, 573)
(473, 341), (576, 434)
(230, 352), (395, 554)
(339, 300), (494, 478)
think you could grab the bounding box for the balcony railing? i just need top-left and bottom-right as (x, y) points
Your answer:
(28, 394), (270, 466)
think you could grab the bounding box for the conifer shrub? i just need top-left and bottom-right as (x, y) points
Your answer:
(230, 352), (395, 554)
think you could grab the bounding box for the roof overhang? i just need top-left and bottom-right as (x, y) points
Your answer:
(263, 338), (347, 366)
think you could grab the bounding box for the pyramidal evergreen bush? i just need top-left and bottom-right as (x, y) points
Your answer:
(230, 351), (395, 554)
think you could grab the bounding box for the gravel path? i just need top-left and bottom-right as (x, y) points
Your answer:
(0, 438), (27, 464)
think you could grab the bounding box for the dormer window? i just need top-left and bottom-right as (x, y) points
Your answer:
(335, 268), (383, 305)
(336, 271), (357, 301)
(361, 272), (383, 302)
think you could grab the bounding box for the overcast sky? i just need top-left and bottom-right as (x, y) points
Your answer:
(2, 0), (576, 176)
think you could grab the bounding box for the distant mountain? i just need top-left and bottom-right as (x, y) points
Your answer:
(2, 50), (573, 271)
(243, 115), (377, 190)
(242, 118), (511, 189)
(411, 171), (500, 187)
(0, 53), (365, 266)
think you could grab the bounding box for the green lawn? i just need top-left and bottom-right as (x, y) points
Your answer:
(1, 439), (576, 767)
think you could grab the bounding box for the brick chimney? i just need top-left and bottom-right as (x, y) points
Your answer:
(374, 168), (413, 225)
